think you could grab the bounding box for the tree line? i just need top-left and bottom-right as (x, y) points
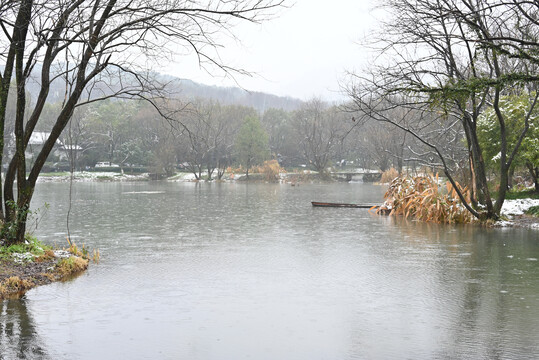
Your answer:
(5, 95), (415, 180)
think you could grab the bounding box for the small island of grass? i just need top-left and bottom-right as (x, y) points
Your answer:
(0, 236), (95, 299)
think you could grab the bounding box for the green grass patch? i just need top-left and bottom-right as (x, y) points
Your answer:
(525, 205), (539, 216)
(0, 235), (52, 260)
(503, 189), (539, 200)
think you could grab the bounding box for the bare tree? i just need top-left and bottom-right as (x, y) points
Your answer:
(346, 0), (539, 221)
(0, 0), (284, 244)
(178, 100), (217, 180)
(292, 99), (348, 176)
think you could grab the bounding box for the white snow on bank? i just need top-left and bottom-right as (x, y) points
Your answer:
(168, 172), (199, 181)
(501, 199), (539, 216)
(37, 171), (149, 182)
(492, 198), (539, 230)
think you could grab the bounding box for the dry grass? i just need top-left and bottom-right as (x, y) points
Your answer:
(39, 272), (57, 281)
(380, 168), (399, 184)
(0, 276), (35, 296)
(254, 160), (283, 181)
(376, 174), (473, 224)
(55, 256), (89, 277)
(35, 249), (55, 263)
(0, 238), (96, 299)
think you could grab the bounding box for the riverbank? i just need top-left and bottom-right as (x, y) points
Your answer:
(38, 170), (348, 184)
(0, 244), (90, 299)
(496, 198), (539, 229)
(37, 171), (150, 182)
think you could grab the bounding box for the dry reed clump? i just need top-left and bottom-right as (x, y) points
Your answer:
(34, 249), (55, 263)
(380, 168), (399, 184)
(0, 276), (35, 296)
(55, 256), (89, 277)
(66, 238), (100, 264)
(376, 174), (474, 224)
(254, 160), (283, 181)
(40, 272), (57, 281)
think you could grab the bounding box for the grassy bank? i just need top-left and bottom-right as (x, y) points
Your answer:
(0, 237), (95, 299)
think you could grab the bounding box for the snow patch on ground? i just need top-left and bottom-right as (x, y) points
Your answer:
(494, 199), (539, 229)
(53, 250), (73, 259)
(38, 171), (149, 182)
(501, 199), (539, 216)
(168, 172), (199, 181)
(12, 252), (35, 263)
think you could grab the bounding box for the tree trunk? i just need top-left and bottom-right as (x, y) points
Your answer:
(463, 115), (495, 217)
(507, 166), (515, 189)
(526, 161), (539, 192)
(5, 0), (34, 244)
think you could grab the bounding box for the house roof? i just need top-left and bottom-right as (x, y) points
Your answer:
(28, 132), (62, 146)
(60, 144), (83, 151)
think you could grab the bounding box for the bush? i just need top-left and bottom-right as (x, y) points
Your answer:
(254, 160), (283, 181)
(55, 256), (89, 277)
(380, 168), (399, 184)
(377, 174), (473, 224)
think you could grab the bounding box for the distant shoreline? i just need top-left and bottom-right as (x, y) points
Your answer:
(36, 170), (379, 184)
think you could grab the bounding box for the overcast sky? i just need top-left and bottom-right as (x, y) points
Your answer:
(163, 0), (378, 102)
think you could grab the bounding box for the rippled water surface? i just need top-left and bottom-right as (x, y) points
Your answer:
(2, 181), (539, 359)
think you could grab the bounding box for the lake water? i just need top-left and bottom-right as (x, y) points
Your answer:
(1, 181), (539, 359)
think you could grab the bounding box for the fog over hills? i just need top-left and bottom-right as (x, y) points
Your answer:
(171, 77), (304, 112)
(18, 64), (304, 113)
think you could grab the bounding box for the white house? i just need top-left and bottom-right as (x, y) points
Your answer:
(25, 132), (82, 161)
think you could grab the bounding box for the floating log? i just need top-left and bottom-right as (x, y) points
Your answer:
(311, 201), (379, 208)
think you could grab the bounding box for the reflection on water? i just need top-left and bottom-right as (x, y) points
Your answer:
(1, 182), (538, 359)
(0, 298), (49, 359)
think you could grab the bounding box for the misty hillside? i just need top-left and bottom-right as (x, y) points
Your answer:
(171, 78), (303, 112)
(19, 65), (304, 112)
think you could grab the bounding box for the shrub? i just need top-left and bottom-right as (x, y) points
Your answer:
(380, 168), (399, 184)
(56, 256), (89, 277)
(377, 174), (473, 224)
(254, 160), (283, 181)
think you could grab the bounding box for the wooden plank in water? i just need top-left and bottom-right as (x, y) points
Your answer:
(311, 201), (378, 208)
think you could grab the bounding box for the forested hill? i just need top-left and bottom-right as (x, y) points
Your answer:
(168, 77), (304, 112)
(19, 65), (304, 112)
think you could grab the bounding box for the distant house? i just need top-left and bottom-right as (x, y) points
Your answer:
(56, 143), (83, 161)
(25, 132), (81, 161)
(25, 132), (61, 159)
